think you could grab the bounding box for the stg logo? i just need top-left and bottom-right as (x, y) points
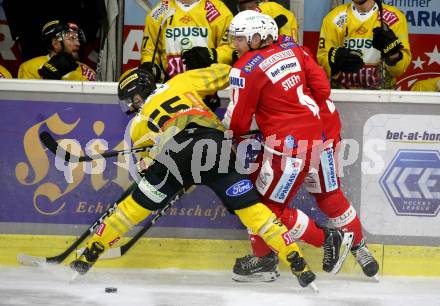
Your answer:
(379, 150), (440, 217)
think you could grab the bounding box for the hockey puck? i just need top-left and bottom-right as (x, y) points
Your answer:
(105, 287), (117, 293)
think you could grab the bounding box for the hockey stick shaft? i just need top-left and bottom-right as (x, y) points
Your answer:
(374, 0), (386, 89)
(39, 131), (151, 163)
(17, 183), (137, 265)
(100, 185), (196, 259)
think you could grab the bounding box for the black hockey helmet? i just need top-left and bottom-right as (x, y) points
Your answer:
(118, 67), (157, 114)
(41, 20), (86, 50)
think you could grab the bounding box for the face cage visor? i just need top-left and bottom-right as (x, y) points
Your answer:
(118, 93), (146, 114)
(56, 27), (86, 44)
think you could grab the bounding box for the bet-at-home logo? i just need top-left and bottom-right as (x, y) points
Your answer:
(379, 150), (440, 217)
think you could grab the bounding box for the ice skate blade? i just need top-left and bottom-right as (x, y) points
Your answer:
(372, 274), (380, 282)
(308, 281), (319, 293)
(331, 231), (355, 274)
(70, 271), (80, 282)
(232, 269), (280, 283)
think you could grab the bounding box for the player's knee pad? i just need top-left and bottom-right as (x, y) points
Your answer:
(279, 209), (310, 240)
(90, 194), (152, 249)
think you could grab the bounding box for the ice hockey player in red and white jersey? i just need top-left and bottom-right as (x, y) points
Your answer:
(225, 25), (379, 281)
(223, 10), (355, 283)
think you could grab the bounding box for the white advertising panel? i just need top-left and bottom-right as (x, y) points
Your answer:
(361, 114), (440, 236)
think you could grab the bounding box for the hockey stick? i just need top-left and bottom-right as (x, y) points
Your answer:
(374, 0), (386, 89)
(17, 182), (137, 266)
(149, 7), (176, 80)
(39, 131), (151, 163)
(98, 185), (196, 259)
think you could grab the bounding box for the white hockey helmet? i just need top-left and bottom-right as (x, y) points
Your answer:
(229, 10), (278, 45)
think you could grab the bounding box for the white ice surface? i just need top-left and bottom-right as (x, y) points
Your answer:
(1, 266), (440, 306)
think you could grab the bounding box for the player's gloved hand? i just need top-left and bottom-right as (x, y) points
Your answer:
(372, 26), (403, 66)
(274, 14), (288, 29)
(138, 61), (163, 83)
(231, 50), (239, 66)
(38, 52), (78, 79)
(182, 47), (217, 70)
(328, 47), (364, 76)
(203, 93), (221, 112)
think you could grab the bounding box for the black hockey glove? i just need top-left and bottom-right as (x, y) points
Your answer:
(182, 47), (217, 70)
(328, 47), (364, 76)
(38, 52), (78, 80)
(139, 61), (163, 83)
(274, 14), (288, 29)
(372, 26), (403, 66)
(203, 93), (221, 112)
(231, 50), (239, 66)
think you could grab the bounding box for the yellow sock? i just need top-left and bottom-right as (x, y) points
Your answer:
(88, 194), (152, 249)
(235, 203), (305, 267)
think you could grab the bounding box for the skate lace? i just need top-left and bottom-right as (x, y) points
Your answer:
(243, 256), (263, 269)
(354, 246), (374, 267)
(323, 242), (334, 265)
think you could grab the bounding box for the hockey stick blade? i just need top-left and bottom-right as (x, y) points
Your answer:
(331, 231), (355, 274)
(17, 253), (49, 266)
(40, 131), (151, 163)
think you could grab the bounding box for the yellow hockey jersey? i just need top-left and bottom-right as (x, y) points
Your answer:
(317, 2), (411, 89)
(18, 55), (96, 81)
(257, 1), (298, 42)
(130, 63), (230, 155)
(141, 0), (234, 79)
(0, 64), (12, 78)
(411, 77), (440, 92)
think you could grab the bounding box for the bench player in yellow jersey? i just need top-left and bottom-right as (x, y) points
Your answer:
(0, 64), (12, 78)
(238, 0), (298, 42)
(18, 20), (96, 81)
(317, 0), (411, 89)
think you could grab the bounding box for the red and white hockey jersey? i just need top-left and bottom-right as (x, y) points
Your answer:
(223, 41), (330, 154)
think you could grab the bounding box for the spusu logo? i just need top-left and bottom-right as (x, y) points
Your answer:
(226, 179), (253, 197)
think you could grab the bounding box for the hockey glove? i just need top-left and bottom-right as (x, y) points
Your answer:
(38, 52), (78, 79)
(203, 93), (221, 112)
(182, 47), (217, 70)
(139, 61), (163, 83)
(328, 47), (364, 76)
(274, 14), (288, 29)
(372, 26), (403, 66)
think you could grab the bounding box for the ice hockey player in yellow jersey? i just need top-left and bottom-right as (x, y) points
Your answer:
(140, 0), (235, 80)
(238, 0), (298, 41)
(317, 0), (411, 89)
(18, 20), (96, 81)
(411, 77), (440, 92)
(0, 64), (12, 78)
(70, 64), (320, 290)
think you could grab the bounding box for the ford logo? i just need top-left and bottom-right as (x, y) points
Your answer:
(226, 179), (253, 197)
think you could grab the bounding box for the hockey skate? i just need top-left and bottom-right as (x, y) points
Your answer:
(287, 250), (317, 291)
(232, 251), (280, 282)
(322, 228), (354, 274)
(351, 239), (379, 278)
(70, 242), (104, 275)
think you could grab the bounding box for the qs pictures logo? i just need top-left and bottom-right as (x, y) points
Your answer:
(14, 113), (133, 216)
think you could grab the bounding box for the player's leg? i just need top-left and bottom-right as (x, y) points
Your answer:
(305, 140), (379, 277)
(70, 157), (186, 275)
(233, 152), (353, 281)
